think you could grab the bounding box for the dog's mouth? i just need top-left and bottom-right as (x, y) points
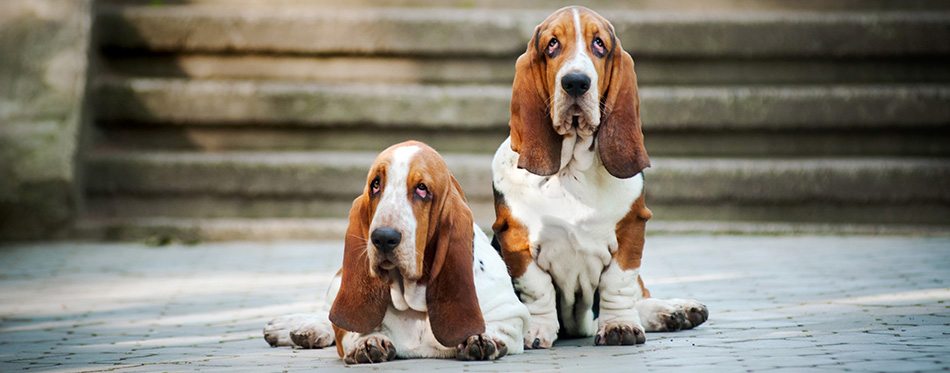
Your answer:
(554, 92), (601, 137)
(567, 104), (584, 120)
(556, 105), (595, 136)
(379, 259), (397, 271)
(375, 259), (405, 285)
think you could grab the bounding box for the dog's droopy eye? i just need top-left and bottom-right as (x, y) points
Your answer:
(592, 37), (605, 57)
(415, 183), (428, 199)
(546, 38), (560, 56)
(371, 178), (381, 195)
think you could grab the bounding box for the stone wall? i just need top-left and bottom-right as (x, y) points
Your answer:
(0, 0), (93, 240)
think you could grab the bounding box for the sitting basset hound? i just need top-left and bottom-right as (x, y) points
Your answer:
(491, 6), (708, 349)
(264, 141), (529, 363)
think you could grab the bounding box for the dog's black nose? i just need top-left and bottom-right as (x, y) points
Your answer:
(371, 227), (402, 253)
(561, 73), (591, 97)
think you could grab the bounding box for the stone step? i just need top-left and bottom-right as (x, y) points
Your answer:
(73, 217), (350, 242)
(91, 122), (950, 158)
(84, 150), (950, 207)
(99, 0), (950, 12)
(97, 6), (950, 58)
(71, 215), (950, 243)
(82, 150), (950, 233)
(95, 78), (950, 131)
(102, 54), (950, 86)
(82, 194), (950, 230)
(83, 195), (499, 232)
(84, 150), (492, 200)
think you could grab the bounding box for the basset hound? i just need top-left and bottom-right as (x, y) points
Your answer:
(491, 6), (708, 349)
(264, 141), (529, 363)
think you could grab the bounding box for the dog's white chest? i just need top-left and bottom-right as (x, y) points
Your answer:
(492, 137), (643, 282)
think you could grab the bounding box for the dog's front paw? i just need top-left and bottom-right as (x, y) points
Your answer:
(653, 305), (689, 332)
(457, 333), (508, 361)
(263, 314), (329, 347)
(638, 298), (709, 332)
(675, 299), (709, 329)
(263, 313), (334, 349)
(290, 325), (334, 349)
(344, 336), (397, 364)
(595, 322), (646, 346)
(263, 317), (293, 347)
(523, 321), (558, 349)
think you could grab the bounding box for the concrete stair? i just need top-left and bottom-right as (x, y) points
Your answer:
(94, 78), (950, 156)
(80, 1), (950, 240)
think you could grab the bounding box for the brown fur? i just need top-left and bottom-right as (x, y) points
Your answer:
(509, 32), (561, 176)
(614, 192), (653, 299)
(491, 194), (532, 278)
(328, 196), (390, 335)
(638, 275), (651, 299)
(597, 41), (650, 179)
(333, 324), (347, 357)
(613, 192), (652, 272)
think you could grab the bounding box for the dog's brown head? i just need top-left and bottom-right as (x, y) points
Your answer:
(509, 6), (649, 179)
(329, 141), (485, 348)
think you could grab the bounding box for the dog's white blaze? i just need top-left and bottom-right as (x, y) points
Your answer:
(573, 8), (584, 57)
(549, 7), (602, 176)
(370, 145), (421, 280)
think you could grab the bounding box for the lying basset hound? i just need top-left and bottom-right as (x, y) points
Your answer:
(264, 141), (529, 363)
(491, 6), (708, 349)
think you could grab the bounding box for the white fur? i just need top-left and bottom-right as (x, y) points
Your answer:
(492, 137), (643, 339)
(513, 261), (559, 348)
(597, 260), (645, 336)
(343, 306), (453, 359)
(389, 277), (427, 312)
(471, 225), (530, 355)
(368, 145), (421, 280)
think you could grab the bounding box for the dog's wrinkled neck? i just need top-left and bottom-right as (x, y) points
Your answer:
(389, 269), (427, 312)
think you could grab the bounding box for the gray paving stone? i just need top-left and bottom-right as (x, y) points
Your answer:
(1, 236), (949, 371)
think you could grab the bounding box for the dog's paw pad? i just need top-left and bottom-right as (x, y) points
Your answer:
(458, 334), (508, 361)
(595, 323), (646, 346)
(683, 302), (709, 329)
(660, 308), (688, 332)
(289, 327), (333, 349)
(344, 336), (397, 364)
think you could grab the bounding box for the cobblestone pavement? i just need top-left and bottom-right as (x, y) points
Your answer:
(1, 235), (948, 372)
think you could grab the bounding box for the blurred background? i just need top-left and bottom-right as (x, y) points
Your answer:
(1, 0), (948, 242)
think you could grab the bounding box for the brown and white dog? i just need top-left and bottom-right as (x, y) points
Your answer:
(265, 141), (529, 363)
(491, 6), (708, 349)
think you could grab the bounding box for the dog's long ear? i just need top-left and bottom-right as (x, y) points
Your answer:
(425, 175), (485, 347)
(598, 46), (650, 179)
(329, 195), (389, 334)
(509, 26), (561, 176)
